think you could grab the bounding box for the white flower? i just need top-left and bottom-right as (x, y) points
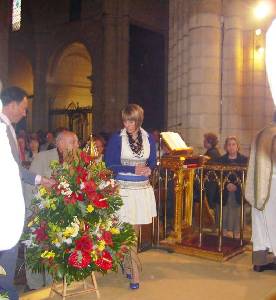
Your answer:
(22, 239), (33, 248)
(61, 189), (72, 196)
(64, 238), (72, 245)
(72, 216), (80, 225)
(98, 181), (108, 190)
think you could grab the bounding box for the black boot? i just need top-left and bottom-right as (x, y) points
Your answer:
(253, 263), (276, 272)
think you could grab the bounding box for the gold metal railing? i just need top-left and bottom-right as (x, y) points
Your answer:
(154, 163), (248, 253)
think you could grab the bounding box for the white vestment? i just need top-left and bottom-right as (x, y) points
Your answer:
(252, 167), (276, 254)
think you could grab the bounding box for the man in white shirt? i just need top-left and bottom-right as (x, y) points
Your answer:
(0, 87), (54, 300)
(0, 103), (25, 251)
(0, 100), (25, 300)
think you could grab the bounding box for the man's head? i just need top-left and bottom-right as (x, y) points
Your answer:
(94, 135), (105, 156)
(46, 131), (55, 144)
(0, 87), (28, 124)
(56, 131), (79, 154)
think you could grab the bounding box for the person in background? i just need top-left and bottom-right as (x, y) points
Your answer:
(26, 138), (40, 162)
(17, 136), (28, 163)
(40, 131), (56, 151)
(151, 128), (164, 158)
(24, 130), (79, 291)
(105, 104), (157, 290)
(202, 132), (221, 209)
(203, 132), (221, 162)
(218, 136), (248, 239)
(94, 135), (106, 163)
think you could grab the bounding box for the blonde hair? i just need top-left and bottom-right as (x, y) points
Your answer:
(121, 104), (144, 128)
(224, 136), (240, 152)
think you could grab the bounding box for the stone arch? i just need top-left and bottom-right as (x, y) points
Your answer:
(47, 42), (93, 142)
(8, 50), (34, 131)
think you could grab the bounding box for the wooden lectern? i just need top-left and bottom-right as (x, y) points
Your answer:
(160, 132), (207, 243)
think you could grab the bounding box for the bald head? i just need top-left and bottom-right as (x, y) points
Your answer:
(56, 131), (79, 154)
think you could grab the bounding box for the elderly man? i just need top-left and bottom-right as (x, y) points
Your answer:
(24, 130), (79, 291)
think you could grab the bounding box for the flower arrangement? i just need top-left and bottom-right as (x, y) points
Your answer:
(23, 150), (136, 284)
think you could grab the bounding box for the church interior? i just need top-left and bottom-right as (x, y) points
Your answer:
(1, 0), (276, 299)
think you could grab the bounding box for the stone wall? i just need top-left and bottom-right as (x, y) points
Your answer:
(168, 0), (274, 155)
(6, 0), (168, 134)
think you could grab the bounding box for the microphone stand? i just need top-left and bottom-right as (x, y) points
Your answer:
(151, 136), (174, 253)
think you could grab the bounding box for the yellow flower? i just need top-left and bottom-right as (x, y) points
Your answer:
(41, 250), (55, 259)
(63, 227), (75, 237)
(110, 227), (120, 235)
(86, 205), (94, 213)
(52, 238), (59, 245)
(91, 250), (98, 260)
(97, 240), (106, 251)
(39, 186), (48, 197)
(50, 204), (56, 210)
(27, 220), (34, 228)
(63, 224), (79, 238)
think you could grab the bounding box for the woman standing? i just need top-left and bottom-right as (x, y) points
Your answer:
(105, 104), (157, 289)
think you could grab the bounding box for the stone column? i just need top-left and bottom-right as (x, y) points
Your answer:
(102, 0), (129, 133)
(187, 0), (222, 150)
(221, 0), (246, 148)
(32, 38), (49, 131)
(0, 0), (9, 88)
(168, 0), (189, 133)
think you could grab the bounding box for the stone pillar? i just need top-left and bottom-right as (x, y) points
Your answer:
(189, 0), (222, 151)
(32, 39), (48, 131)
(168, 0), (189, 133)
(221, 0), (245, 148)
(0, 0), (9, 88)
(102, 0), (129, 133)
(242, 2), (274, 154)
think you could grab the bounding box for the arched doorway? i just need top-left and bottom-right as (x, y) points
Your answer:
(8, 51), (34, 131)
(47, 42), (92, 143)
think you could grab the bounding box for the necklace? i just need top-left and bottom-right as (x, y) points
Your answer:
(127, 130), (143, 157)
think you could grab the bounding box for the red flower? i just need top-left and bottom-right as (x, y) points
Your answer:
(84, 222), (90, 232)
(76, 193), (83, 201)
(83, 180), (97, 193)
(75, 235), (93, 252)
(95, 250), (113, 270)
(80, 151), (92, 165)
(68, 250), (91, 269)
(64, 192), (83, 205)
(98, 170), (112, 181)
(76, 166), (88, 183)
(34, 224), (48, 242)
(91, 193), (109, 209)
(101, 231), (113, 246)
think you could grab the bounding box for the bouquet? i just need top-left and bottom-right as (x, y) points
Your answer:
(23, 150), (136, 284)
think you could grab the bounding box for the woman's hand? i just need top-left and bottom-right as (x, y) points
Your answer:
(226, 182), (237, 192)
(135, 165), (151, 176)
